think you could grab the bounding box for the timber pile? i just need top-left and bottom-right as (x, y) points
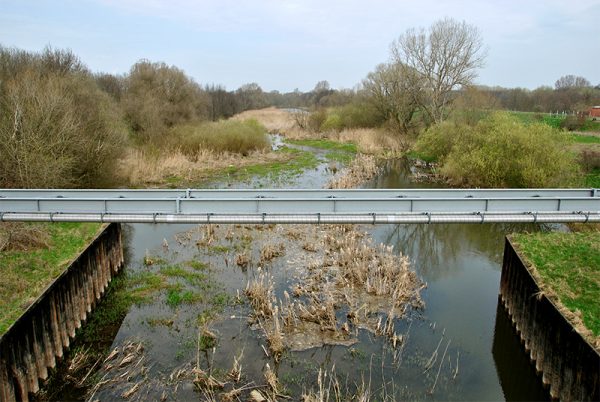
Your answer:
(0, 223), (123, 402)
(499, 238), (599, 401)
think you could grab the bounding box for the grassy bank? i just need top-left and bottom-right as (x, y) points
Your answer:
(0, 222), (102, 335)
(511, 232), (600, 342)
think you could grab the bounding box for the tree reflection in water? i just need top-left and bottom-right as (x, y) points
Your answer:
(372, 221), (556, 280)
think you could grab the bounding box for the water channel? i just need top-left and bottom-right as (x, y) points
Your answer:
(89, 146), (550, 401)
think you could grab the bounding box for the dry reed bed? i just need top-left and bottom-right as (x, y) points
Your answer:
(230, 107), (297, 133)
(232, 107), (407, 155)
(240, 154), (423, 360)
(117, 147), (291, 187)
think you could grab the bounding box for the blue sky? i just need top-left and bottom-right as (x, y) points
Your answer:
(1, 0), (599, 92)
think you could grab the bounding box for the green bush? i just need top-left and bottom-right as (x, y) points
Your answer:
(320, 113), (343, 131)
(413, 121), (472, 162)
(415, 112), (580, 187)
(0, 47), (127, 188)
(169, 119), (270, 156)
(308, 108), (328, 132)
(319, 102), (384, 132)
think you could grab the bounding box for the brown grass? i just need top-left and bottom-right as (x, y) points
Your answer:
(245, 273), (275, 319)
(259, 243), (285, 265)
(235, 252), (250, 268)
(118, 147), (291, 187)
(231, 107), (296, 133)
(327, 154), (380, 189)
(0, 222), (50, 252)
(233, 108), (409, 155)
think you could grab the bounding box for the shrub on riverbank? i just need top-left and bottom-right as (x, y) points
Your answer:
(414, 112), (580, 187)
(0, 47), (127, 188)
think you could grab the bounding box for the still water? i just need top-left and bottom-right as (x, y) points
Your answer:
(94, 155), (550, 400)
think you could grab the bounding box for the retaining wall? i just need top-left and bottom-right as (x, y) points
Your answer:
(0, 223), (123, 402)
(499, 238), (599, 401)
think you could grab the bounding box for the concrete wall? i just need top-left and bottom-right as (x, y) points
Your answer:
(0, 223), (123, 402)
(499, 238), (599, 401)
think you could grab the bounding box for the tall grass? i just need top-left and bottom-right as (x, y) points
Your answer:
(168, 119), (270, 156)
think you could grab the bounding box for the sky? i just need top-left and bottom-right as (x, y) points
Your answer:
(0, 0), (599, 92)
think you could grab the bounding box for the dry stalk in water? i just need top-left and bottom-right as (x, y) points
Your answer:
(259, 242), (285, 264)
(245, 273), (275, 319)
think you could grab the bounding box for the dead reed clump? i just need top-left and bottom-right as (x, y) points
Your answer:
(324, 127), (408, 155)
(280, 291), (300, 328)
(302, 241), (318, 252)
(259, 242), (285, 264)
(227, 351), (243, 383)
(327, 154), (380, 189)
(193, 368), (225, 390)
(264, 363), (284, 397)
(235, 252), (251, 268)
(86, 340), (147, 401)
(296, 293), (338, 332)
(266, 307), (285, 360)
(245, 273), (275, 319)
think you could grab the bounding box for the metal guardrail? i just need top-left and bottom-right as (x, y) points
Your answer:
(0, 189), (598, 224)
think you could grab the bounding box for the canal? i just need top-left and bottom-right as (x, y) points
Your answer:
(81, 148), (550, 400)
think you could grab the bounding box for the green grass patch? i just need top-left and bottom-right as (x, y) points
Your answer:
(207, 245), (232, 253)
(166, 287), (203, 307)
(285, 139), (357, 165)
(572, 134), (600, 144)
(186, 260), (209, 271)
(324, 150), (354, 164)
(509, 111), (563, 129)
(219, 147), (319, 183)
(511, 232), (600, 337)
(0, 222), (102, 335)
(285, 139), (357, 153)
(406, 150), (437, 163)
(161, 264), (205, 280)
(577, 119), (600, 132)
(585, 168), (600, 187)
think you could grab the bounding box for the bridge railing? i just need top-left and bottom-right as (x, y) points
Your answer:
(0, 189), (598, 224)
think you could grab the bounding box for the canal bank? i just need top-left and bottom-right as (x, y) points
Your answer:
(500, 235), (599, 400)
(0, 223), (123, 402)
(77, 155), (553, 400)
(8, 151), (596, 400)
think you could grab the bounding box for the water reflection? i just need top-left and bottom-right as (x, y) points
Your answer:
(372, 222), (546, 280)
(493, 298), (549, 401)
(92, 156), (557, 400)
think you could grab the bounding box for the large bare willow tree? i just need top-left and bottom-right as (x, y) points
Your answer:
(391, 18), (486, 124)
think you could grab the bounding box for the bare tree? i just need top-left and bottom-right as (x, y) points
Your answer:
(363, 62), (421, 133)
(391, 18), (486, 124)
(235, 82), (267, 111)
(554, 75), (591, 90)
